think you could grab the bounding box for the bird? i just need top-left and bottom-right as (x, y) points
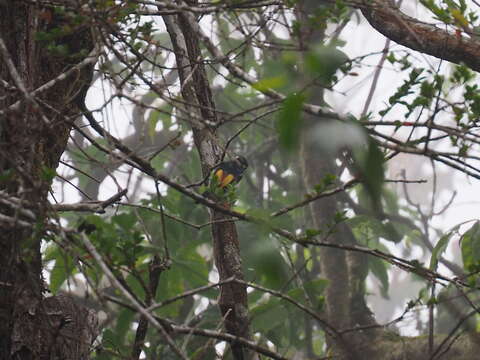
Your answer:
(212, 156), (248, 188)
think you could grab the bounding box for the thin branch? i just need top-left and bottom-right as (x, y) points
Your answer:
(0, 35), (45, 119)
(81, 234), (188, 360)
(147, 277), (236, 311)
(52, 189), (127, 213)
(137, 0), (284, 15)
(429, 310), (477, 360)
(171, 325), (288, 360)
(233, 279), (339, 338)
(59, 159), (101, 184)
(361, 37), (391, 117)
(118, 202), (239, 229)
(384, 178), (427, 183)
(297, 238), (468, 288)
(102, 290), (288, 360)
(0, 48), (99, 116)
(271, 178), (360, 217)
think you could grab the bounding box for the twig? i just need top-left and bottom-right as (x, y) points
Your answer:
(384, 178), (427, 183)
(55, 173), (93, 201)
(297, 238), (468, 288)
(147, 131), (182, 161)
(118, 202), (239, 229)
(429, 310), (476, 360)
(233, 279), (339, 338)
(271, 178), (359, 217)
(131, 253), (165, 360)
(0, 35), (45, 120)
(172, 325), (289, 360)
(59, 160), (100, 184)
(81, 234), (188, 360)
(361, 37), (391, 117)
(428, 282), (435, 356)
(102, 291), (288, 360)
(52, 189), (128, 213)
(147, 277), (236, 311)
(221, 107), (279, 161)
(0, 48), (99, 115)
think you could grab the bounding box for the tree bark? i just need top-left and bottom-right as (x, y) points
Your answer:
(162, 6), (250, 359)
(0, 1), (96, 358)
(357, 0), (480, 71)
(296, 1), (378, 358)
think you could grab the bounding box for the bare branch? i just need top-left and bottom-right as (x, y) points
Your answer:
(357, 0), (480, 72)
(52, 189), (128, 213)
(81, 234), (188, 360)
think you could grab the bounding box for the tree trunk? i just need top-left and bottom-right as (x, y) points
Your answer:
(163, 8), (250, 360)
(0, 1), (97, 358)
(296, 0), (377, 358)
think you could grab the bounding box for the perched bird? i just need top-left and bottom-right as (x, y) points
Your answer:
(212, 156), (248, 188)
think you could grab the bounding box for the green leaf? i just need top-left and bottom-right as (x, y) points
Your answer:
(461, 221), (480, 275)
(314, 173), (337, 193)
(354, 138), (385, 215)
(251, 299), (287, 333)
(386, 52), (397, 64)
(0, 169), (13, 184)
(305, 45), (349, 85)
(245, 239), (289, 289)
(305, 228), (322, 238)
(102, 328), (123, 350)
(177, 243), (209, 289)
(287, 278), (328, 309)
(380, 67), (424, 116)
(50, 255), (75, 294)
(369, 257), (389, 298)
(383, 187), (400, 215)
(382, 221), (403, 243)
(277, 93), (305, 151)
(429, 229), (456, 270)
(35, 31), (52, 42)
(115, 308), (135, 342)
(334, 210), (348, 224)
(112, 213), (137, 230)
(252, 76), (286, 92)
(450, 8), (469, 27)
(148, 112), (160, 139)
(40, 165), (57, 182)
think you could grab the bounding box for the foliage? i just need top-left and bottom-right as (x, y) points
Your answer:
(9, 0), (480, 359)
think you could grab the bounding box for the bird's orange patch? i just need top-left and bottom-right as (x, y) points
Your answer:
(215, 169), (235, 188)
(220, 174), (235, 187)
(215, 169), (224, 182)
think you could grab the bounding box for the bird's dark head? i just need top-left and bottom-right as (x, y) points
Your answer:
(234, 156), (248, 170)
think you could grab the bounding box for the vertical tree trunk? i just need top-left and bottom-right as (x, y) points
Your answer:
(295, 0), (351, 335)
(0, 1), (95, 358)
(296, 0), (376, 358)
(163, 8), (250, 359)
